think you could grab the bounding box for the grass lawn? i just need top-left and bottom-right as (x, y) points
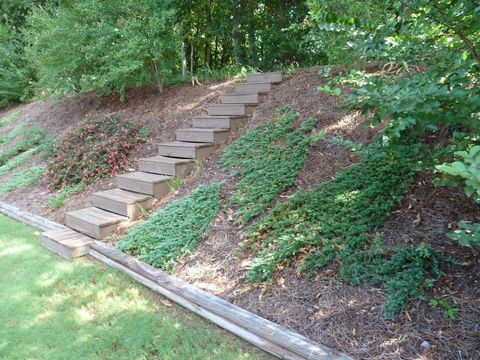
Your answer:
(0, 215), (270, 360)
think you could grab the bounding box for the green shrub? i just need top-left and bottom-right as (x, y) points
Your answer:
(0, 24), (31, 107)
(221, 107), (316, 223)
(436, 145), (480, 203)
(25, 0), (179, 98)
(48, 183), (87, 210)
(118, 182), (224, 272)
(448, 221), (480, 248)
(45, 115), (144, 191)
(0, 146), (42, 177)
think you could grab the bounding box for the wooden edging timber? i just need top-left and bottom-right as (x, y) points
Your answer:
(90, 241), (353, 360)
(0, 201), (65, 232)
(0, 201), (353, 359)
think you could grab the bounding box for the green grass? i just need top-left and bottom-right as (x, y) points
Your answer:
(0, 215), (269, 360)
(118, 182), (224, 272)
(221, 107), (316, 224)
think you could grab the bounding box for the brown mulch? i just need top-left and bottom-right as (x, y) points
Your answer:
(2, 68), (479, 359)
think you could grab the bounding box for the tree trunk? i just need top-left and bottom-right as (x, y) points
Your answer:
(204, 0), (213, 67)
(232, 1), (244, 65)
(181, 41), (187, 80)
(247, 0), (256, 65)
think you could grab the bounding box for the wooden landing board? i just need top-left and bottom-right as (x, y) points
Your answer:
(42, 228), (93, 259)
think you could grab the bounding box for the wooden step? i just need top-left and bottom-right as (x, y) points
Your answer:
(220, 93), (260, 105)
(41, 228), (93, 259)
(235, 82), (272, 94)
(247, 72), (282, 84)
(176, 128), (230, 143)
(158, 141), (217, 159)
(138, 156), (194, 178)
(91, 188), (153, 220)
(192, 116), (246, 131)
(207, 104), (253, 116)
(116, 172), (171, 199)
(66, 207), (128, 240)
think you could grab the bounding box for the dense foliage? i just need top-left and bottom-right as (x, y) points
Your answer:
(45, 116), (144, 191)
(118, 182), (223, 271)
(221, 107), (316, 223)
(25, 0), (179, 98)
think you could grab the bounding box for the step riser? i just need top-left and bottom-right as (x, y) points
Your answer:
(91, 195), (153, 220)
(247, 73), (282, 84)
(66, 215), (123, 240)
(117, 177), (169, 199)
(220, 94), (260, 104)
(158, 144), (216, 159)
(207, 106), (252, 116)
(192, 117), (245, 131)
(176, 130), (229, 143)
(138, 160), (194, 178)
(235, 83), (272, 94)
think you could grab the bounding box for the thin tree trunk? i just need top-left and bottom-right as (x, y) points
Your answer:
(247, 0), (256, 66)
(232, 1), (244, 65)
(205, 0), (213, 67)
(181, 41), (187, 80)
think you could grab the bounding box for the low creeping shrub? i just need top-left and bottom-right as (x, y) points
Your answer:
(118, 182), (224, 272)
(45, 115), (145, 191)
(221, 107), (316, 224)
(0, 165), (46, 195)
(244, 138), (441, 319)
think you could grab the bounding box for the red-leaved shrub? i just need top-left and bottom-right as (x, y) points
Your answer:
(45, 115), (145, 191)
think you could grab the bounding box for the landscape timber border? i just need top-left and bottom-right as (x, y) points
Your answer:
(0, 201), (353, 360)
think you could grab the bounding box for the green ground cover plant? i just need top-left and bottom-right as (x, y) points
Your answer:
(45, 115), (145, 191)
(0, 146), (42, 177)
(0, 165), (46, 195)
(244, 139), (442, 319)
(0, 121), (25, 145)
(221, 107), (316, 224)
(0, 126), (45, 166)
(0, 110), (22, 129)
(118, 182), (224, 271)
(0, 214), (268, 360)
(48, 183), (87, 210)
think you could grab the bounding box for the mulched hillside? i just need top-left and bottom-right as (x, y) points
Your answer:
(1, 68), (478, 359)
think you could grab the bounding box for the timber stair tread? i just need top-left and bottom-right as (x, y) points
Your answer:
(116, 171), (171, 183)
(158, 141), (217, 159)
(235, 82), (272, 94)
(246, 71), (283, 84)
(92, 188), (152, 204)
(176, 128), (230, 143)
(66, 207), (128, 226)
(91, 188), (154, 219)
(220, 93), (260, 104)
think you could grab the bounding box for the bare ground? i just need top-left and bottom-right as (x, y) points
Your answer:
(1, 68), (479, 359)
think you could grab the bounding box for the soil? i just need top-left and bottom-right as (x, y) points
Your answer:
(1, 68), (479, 359)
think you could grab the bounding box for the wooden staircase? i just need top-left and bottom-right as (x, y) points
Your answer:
(41, 72), (283, 259)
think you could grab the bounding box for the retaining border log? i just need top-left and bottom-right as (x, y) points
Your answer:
(90, 241), (353, 360)
(0, 201), (65, 231)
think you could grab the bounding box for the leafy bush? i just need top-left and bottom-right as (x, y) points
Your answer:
(436, 145), (480, 203)
(0, 24), (31, 107)
(118, 182), (224, 271)
(448, 221), (480, 248)
(25, 0), (179, 98)
(48, 183), (87, 210)
(45, 115), (145, 191)
(221, 107), (316, 224)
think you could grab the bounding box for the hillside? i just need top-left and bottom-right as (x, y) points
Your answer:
(1, 68), (479, 359)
